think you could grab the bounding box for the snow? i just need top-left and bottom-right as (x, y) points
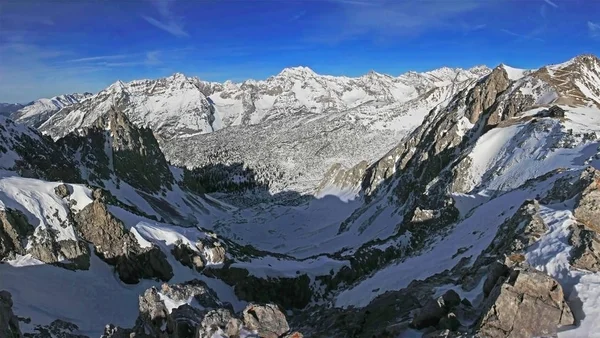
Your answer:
(0, 175), (93, 242)
(501, 64), (528, 81)
(335, 172), (563, 308)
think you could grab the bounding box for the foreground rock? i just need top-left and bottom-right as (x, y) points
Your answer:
(0, 291), (22, 338)
(102, 280), (297, 338)
(73, 198), (172, 283)
(476, 267), (574, 337)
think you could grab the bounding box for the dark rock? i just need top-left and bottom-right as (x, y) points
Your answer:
(0, 291), (21, 338)
(476, 268), (574, 337)
(411, 290), (461, 329)
(483, 262), (510, 297)
(243, 303), (290, 338)
(54, 184), (71, 199)
(568, 223), (600, 272)
(206, 267), (312, 309)
(548, 105), (566, 118)
(437, 312), (460, 331)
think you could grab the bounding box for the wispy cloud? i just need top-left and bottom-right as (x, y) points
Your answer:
(543, 0), (558, 8)
(142, 0), (188, 38)
(310, 0), (489, 43)
(501, 28), (545, 42)
(66, 54), (133, 63)
(589, 21), (600, 39)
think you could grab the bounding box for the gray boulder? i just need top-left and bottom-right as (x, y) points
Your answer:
(476, 268), (574, 337)
(242, 303), (290, 338)
(54, 184), (71, 199)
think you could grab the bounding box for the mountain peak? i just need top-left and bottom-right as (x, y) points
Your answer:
(278, 66), (317, 77)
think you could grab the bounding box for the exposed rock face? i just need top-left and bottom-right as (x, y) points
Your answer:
(573, 167), (600, 229)
(26, 228), (90, 270)
(466, 66), (511, 124)
(197, 238), (226, 265)
(0, 291), (21, 338)
(172, 241), (204, 271)
(0, 117), (82, 183)
(103, 280), (296, 338)
(0, 208), (34, 259)
(57, 107), (174, 194)
(243, 303), (290, 338)
(568, 223), (600, 272)
(73, 199), (173, 283)
(476, 268), (574, 337)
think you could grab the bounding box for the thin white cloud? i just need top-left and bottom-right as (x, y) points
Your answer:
(589, 21), (600, 39)
(327, 0), (378, 6)
(142, 0), (188, 38)
(67, 54), (133, 63)
(501, 28), (545, 42)
(543, 0), (558, 8)
(309, 0), (490, 43)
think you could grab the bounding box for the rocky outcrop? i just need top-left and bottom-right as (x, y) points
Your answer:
(53, 184), (71, 199)
(476, 267), (574, 337)
(0, 208), (34, 260)
(568, 223), (600, 272)
(27, 228), (90, 270)
(197, 237), (226, 265)
(102, 281), (296, 338)
(466, 66), (511, 124)
(172, 241), (204, 271)
(573, 167), (600, 229)
(73, 199), (172, 283)
(243, 303), (290, 338)
(0, 291), (21, 338)
(57, 107), (174, 194)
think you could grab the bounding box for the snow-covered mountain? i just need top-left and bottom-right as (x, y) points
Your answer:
(32, 65), (489, 194)
(11, 93), (92, 127)
(38, 65), (489, 139)
(1, 54), (600, 338)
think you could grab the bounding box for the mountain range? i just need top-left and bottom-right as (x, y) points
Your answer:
(1, 54), (600, 338)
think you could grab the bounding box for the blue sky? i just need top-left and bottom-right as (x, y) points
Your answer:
(1, 0), (599, 102)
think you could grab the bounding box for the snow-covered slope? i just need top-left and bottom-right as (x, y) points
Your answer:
(11, 93), (91, 127)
